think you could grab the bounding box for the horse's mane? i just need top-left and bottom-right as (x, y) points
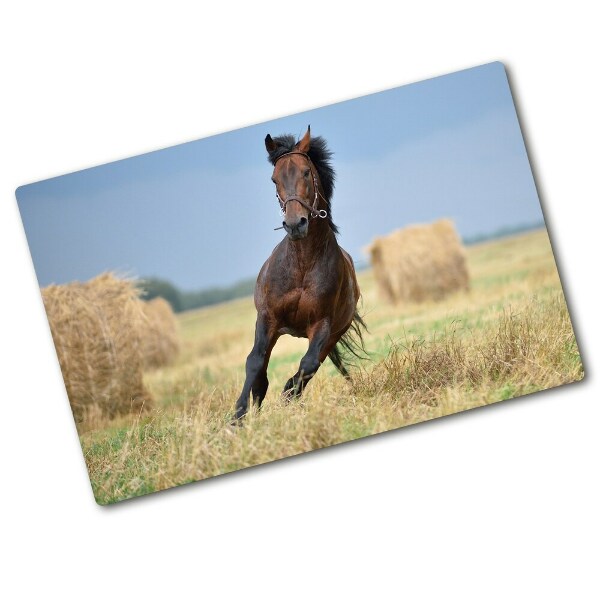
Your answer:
(267, 134), (338, 235)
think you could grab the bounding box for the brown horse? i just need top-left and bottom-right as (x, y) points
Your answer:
(234, 126), (366, 421)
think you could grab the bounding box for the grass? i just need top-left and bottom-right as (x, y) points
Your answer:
(78, 228), (583, 504)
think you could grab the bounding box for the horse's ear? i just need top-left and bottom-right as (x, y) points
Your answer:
(296, 125), (311, 153)
(265, 134), (278, 154)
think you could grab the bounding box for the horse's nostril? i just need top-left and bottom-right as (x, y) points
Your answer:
(299, 217), (308, 227)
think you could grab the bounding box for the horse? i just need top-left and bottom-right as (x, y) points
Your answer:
(233, 126), (367, 421)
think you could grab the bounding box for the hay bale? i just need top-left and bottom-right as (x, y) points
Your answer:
(42, 273), (153, 423)
(139, 297), (180, 369)
(367, 219), (469, 304)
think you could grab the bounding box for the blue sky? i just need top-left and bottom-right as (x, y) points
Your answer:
(17, 62), (543, 290)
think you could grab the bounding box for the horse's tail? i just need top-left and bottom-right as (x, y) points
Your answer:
(328, 310), (369, 377)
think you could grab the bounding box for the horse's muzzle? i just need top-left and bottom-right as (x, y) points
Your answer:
(283, 216), (308, 240)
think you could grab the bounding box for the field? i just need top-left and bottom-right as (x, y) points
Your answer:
(80, 229), (583, 504)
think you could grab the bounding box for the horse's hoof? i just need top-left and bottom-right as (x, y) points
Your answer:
(281, 388), (300, 403)
(222, 424), (236, 436)
(229, 415), (245, 428)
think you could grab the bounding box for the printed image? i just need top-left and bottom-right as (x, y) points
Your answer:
(17, 62), (583, 504)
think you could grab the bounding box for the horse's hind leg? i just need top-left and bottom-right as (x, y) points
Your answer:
(328, 346), (351, 379)
(282, 320), (334, 399)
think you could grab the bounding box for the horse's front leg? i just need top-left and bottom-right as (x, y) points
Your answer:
(283, 319), (332, 399)
(234, 314), (278, 421)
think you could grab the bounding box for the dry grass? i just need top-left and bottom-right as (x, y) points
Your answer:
(77, 229), (582, 504)
(42, 273), (153, 425)
(367, 219), (469, 304)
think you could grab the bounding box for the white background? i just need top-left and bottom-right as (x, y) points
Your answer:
(1, 2), (597, 599)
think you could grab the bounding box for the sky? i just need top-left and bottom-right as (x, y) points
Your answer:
(17, 62), (544, 290)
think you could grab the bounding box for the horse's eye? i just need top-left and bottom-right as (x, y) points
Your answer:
(303, 169), (310, 178)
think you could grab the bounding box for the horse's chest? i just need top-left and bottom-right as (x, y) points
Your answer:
(275, 288), (317, 335)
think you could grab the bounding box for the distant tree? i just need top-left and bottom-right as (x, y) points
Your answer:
(137, 276), (256, 313)
(180, 277), (256, 311)
(138, 277), (183, 312)
(463, 220), (545, 246)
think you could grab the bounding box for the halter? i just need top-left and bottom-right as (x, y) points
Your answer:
(273, 151), (328, 221)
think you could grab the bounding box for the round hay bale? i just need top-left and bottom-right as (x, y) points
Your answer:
(368, 219), (470, 304)
(42, 273), (153, 423)
(139, 297), (180, 369)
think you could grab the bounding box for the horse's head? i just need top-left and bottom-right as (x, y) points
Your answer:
(265, 127), (326, 241)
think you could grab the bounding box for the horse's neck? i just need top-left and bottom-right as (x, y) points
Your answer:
(286, 224), (337, 269)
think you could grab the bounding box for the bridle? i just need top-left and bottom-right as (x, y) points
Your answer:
(273, 151), (328, 222)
